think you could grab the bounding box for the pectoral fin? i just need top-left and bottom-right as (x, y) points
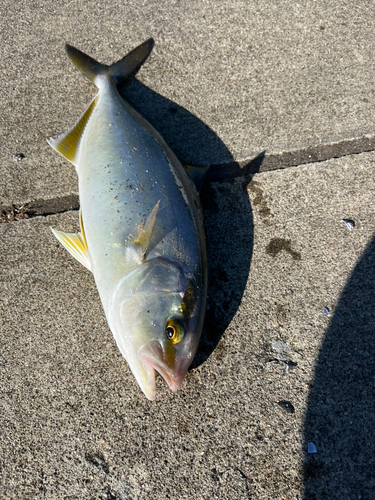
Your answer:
(51, 211), (92, 271)
(133, 200), (160, 260)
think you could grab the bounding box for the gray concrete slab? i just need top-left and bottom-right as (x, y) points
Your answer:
(1, 152), (374, 499)
(1, 0), (375, 205)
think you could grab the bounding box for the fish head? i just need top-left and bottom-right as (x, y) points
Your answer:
(110, 257), (205, 400)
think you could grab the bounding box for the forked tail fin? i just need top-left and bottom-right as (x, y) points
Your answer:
(65, 38), (154, 87)
(47, 39), (154, 165)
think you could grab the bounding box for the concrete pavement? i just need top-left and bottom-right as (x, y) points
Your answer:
(1, 1), (375, 498)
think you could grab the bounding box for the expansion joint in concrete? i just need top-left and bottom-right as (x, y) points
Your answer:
(1, 135), (374, 222)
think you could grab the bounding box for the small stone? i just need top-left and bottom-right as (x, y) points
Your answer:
(323, 307), (330, 314)
(277, 400), (295, 414)
(271, 340), (291, 361)
(12, 153), (25, 161)
(308, 442), (317, 453)
(342, 219), (355, 231)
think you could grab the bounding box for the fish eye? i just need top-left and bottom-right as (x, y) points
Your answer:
(165, 318), (184, 344)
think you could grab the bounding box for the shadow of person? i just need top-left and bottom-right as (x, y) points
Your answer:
(304, 235), (375, 499)
(120, 79), (264, 368)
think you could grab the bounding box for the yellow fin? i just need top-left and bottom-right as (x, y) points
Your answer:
(133, 200), (160, 260)
(51, 211), (92, 271)
(47, 97), (97, 165)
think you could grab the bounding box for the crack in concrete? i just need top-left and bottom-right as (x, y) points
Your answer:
(1, 136), (374, 222)
(206, 135), (375, 182)
(0, 194), (79, 222)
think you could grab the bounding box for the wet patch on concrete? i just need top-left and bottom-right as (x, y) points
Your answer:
(265, 238), (301, 261)
(247, 179), (271, 222)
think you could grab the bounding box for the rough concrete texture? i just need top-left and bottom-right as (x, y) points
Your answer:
(1, 152), (374, 499)
(1, 0), (375, 203)
(1, 1), (375, 498)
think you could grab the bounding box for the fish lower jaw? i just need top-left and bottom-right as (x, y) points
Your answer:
(141, 356), (180, 393)
(137, 342), (181, 398)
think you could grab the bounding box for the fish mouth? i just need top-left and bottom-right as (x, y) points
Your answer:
(138, 340), (183, 398)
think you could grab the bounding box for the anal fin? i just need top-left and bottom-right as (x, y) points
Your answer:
(51, 211), (92, 271)
(182, 162), (209, 193)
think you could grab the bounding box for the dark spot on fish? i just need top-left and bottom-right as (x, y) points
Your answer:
(277, 400), (295, 414)
(247, 179), (271, 220)
(266, 238), (301, 261)
(168, 106), (178, 114)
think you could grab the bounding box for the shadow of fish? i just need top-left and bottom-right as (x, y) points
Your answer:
(48, 39), (208, 400)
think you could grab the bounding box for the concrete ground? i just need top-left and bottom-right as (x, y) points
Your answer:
(1, 1), (374, 499)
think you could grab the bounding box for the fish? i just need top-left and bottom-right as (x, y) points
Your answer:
(48, 39), (208, 400)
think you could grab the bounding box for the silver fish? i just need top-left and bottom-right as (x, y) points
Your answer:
(48, 39), (207, 400)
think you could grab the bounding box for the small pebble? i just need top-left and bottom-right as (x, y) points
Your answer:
(342, 219), (355, 231)
(308, 442), (317, 453)
(285, 360), (298, 374)
(12, 153), (25, 161)
(287, 360), (298, 368)
(323, 307), (330, 314)
(277, 400), (295, 414)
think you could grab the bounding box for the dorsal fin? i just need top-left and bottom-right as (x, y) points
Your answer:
(51, 211), (92, 271)
(47, 97), (97, 165)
